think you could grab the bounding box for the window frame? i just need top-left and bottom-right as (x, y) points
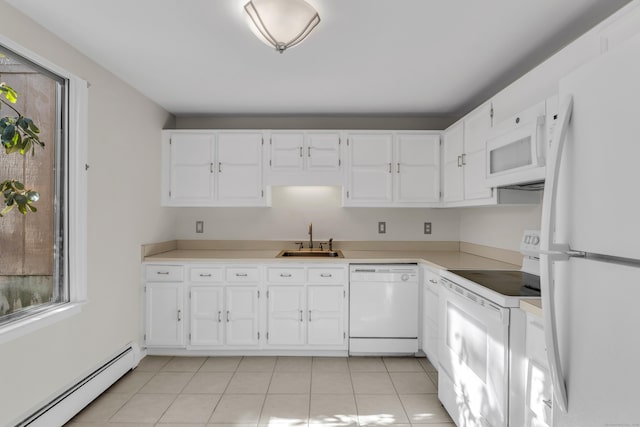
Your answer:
(0, 34), (88, 344)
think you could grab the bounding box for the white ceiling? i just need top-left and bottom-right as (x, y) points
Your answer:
(7, 0), (631, 117)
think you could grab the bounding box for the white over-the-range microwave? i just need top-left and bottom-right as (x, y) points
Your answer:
(485, 97), (557, 188)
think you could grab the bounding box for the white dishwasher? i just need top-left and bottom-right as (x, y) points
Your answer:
(349, 264), (419, 355)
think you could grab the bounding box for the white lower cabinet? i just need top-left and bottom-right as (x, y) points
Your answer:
(145, 262), (347, 354)
(144, 265), (185, 348)
(267, 285), (306, 346)
(189, 285), (260, 348)
(523, 311), (552, 427)
(145, 282), (185, 348)
(187, 264), (260, 349)
(265, 265), (347, 350)
(510, 307), (552, 427)
(420, 266), (440, 367)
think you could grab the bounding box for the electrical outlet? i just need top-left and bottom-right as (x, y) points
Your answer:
(424, 222), (432, 234)
(196, 221), (204, 233)
(378, 221), (386, 234)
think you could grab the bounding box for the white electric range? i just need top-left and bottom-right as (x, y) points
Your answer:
(437, 231), (542, 427)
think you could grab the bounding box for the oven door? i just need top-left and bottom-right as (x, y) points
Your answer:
(438, 278), (510, 427)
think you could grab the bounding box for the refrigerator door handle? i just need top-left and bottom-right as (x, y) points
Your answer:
(539, 94), (573, 413)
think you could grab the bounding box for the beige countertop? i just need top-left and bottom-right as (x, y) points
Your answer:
(520, 299), (543, 317)
(143, 248), (520, 271)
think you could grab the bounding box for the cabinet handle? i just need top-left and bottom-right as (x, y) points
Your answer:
(299, 146), (303, 157)
(235, 273), (248, 277)
(308, 146), (311, 157)
(397, 162), (400, 173)
(457, 155), (462, 167)
(226, 310), (230, 322)
(388, 163), (392, 173)
(200, 273), (212, 277)
(308, 310), (312, 322)
(299, 310), (303, 322)
(156, 271), (170, 275)
(461, 153), (467, 165)
(218, 310), (222, 323)
(218, 162), (222, 173)
(210, 162), (214, 173)
(429, 279), (438, 284)
(177, 309), (182, 321)
(280, 273), (292, 277)
(320, 273), (332, 278)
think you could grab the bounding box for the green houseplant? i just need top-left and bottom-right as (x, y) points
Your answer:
(0, 81), (43, 216)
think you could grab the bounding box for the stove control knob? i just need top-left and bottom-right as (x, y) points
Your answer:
(401, 274), (409, 282)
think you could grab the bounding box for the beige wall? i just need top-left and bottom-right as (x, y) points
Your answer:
(173, 186), (461, 242)
(459, 204), (543, 251)
(0, 3), (176, 425)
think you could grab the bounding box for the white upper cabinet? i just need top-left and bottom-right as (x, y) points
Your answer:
(442, 103), (497, 206)
(344, 131), (441, 207)
(345, 132), (394, 205)
(443, 122), (464, 203)
(217, 132), (264, 204)
(395, 133), (440, 204)
(268, 131), (343, 185)
(168, 133), (215, 203)
(463, 103), (494, 201)
(162, 130), (267, 207)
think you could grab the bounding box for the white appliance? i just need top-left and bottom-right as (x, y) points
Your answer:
(349, 264), (419, 355)
(539, 33), (640, 426)
(486, 107), (546, 188)
(438, 231), (542, 427)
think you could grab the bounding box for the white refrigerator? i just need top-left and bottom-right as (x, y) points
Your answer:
(540, 33), (640, 426)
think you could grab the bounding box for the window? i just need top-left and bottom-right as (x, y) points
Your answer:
(0, 37), (87, 336)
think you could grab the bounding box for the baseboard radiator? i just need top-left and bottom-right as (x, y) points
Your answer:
(16, 345), (137, 427)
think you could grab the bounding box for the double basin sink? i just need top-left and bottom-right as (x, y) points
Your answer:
(276, 249), (344, 258)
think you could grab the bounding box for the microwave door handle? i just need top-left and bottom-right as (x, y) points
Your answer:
(540, 94), (573, 414)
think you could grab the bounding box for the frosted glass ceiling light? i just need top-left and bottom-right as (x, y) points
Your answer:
(244, 0), (320, 53)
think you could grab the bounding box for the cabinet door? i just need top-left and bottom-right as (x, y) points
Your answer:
(225, 286), (260, 346)
(145, 283), (184, 347)
(422, 269), (440, 366)
(190, 286), (224, 347)
(169, 133), (215, 204)
(346, 133), (393, 205)
(307, 285), (345, 346)
(463, 103), (494, 200)
(270, 132), (304, 172)
(443, 122), (464, 202)
(395, 133), (440, 203)
(267, 285), (306, 346)
(217, 132), (264, 204)
(306, 132), (341, 171)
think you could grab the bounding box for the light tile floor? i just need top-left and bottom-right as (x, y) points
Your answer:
(65, 356), (453, 427)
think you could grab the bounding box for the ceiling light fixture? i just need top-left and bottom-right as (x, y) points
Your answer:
(244, 0), (320, 53)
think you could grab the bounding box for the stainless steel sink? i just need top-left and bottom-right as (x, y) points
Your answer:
(276, 249), (344, 258)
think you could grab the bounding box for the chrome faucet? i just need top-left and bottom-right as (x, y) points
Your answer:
(308, 223), (313, 249)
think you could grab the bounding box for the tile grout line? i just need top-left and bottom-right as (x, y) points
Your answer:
(205, 355), (242, 424)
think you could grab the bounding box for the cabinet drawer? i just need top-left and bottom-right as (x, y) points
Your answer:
(226, 267), (260, 282)
(308, 267), (345, 283)
(267, 267), (305, 283)
(145, 265), (184, 282)
(190, 267), (224, 282)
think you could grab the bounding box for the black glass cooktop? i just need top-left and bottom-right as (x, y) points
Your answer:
(448, 270), (541, 297)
